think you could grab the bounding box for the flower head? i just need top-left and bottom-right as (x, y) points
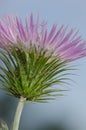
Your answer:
(0, 14), (86, 102)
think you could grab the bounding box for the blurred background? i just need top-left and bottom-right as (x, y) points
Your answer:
(0, 0), (86, 130)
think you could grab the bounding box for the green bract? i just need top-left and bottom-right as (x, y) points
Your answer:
(0, 45), (70, 102)
(0, 119), (9, 130)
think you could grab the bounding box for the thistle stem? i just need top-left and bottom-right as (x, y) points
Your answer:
(12, 97), (26, 130)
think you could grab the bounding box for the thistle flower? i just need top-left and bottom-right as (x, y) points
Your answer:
(0, 14), (86, 130)
(0, 14), (86, 102)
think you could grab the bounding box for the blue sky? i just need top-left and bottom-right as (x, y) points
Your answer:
(0, 0), (86, 130)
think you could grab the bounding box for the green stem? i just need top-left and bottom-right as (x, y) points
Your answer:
(12, 97), (26, 130)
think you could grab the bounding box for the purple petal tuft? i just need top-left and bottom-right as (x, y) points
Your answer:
(0, 14), (86, 62)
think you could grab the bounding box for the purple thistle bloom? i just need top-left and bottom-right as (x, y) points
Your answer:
(1, 14), (86, 130)
(0, 14), (86, 62)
